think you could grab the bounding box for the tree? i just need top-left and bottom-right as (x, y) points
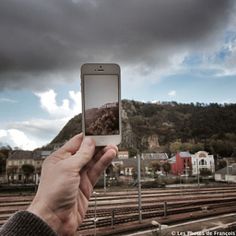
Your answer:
(131, 167), (137, 180)
(170, 141), (182, 154)
(6, 166), (18, 183)
(0, 147), (12, 175)
(210, 140), (234, 157)
(217, 159), (227, 170)
(128, 148), (138, 158)
(21, 164), (35, 183)
(190, 143), (204, 153)
(162, 162), (171, 176)
(0, 153), (6, 175)
(150, 161), (161, 179)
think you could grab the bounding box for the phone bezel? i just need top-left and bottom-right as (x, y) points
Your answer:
(81, 63), (121, 146)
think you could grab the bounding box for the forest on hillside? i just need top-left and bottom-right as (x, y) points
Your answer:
(48, 100), (236, 157)
(122, 100), (236, 157)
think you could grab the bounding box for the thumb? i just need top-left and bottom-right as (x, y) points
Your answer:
(68, 137), (96, 170)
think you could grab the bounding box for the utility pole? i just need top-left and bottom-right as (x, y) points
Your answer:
(103, 170), (106, 192)
(137, 153), (142, 223)
(93, 191), (98, 236)
(226, 159), (229, 184)
(197, 158), (200, 188)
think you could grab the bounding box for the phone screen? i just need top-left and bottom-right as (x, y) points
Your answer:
(83, 75), (119, 136)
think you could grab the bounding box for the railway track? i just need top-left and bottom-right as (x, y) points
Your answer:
(0, 186), (236, 235)
(80, 198), (236, 230)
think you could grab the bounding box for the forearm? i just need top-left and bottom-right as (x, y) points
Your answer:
(0, 211), (57, 236)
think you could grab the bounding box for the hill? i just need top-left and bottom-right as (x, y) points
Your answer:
(48, 100), (236, 157)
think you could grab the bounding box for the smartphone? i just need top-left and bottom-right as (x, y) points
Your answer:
(81, 63), (121, 146)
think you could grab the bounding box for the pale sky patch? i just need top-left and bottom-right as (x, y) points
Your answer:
(168, 90), (177, 97)
(0, 129), (39, 150)
(0, 98), (17, 103)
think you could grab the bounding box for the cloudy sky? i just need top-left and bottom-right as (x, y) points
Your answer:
(1, 0), (236, 150)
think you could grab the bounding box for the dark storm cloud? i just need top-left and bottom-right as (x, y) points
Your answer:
(0, 0), (234, 90)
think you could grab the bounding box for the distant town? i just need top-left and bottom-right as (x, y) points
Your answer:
(1, 147), (235, 186)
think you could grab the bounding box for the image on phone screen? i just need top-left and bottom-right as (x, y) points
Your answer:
(84, 75), (119, 136)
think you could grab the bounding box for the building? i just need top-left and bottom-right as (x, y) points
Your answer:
(142, 153), (168, 163)
(6, 150), (52, 183)
(118, 151), (129, 159)
(142, 153), (168, 176)
(169, 152), (192, 176)
(191, 151), (215, 176)
(215, 164), (236, 183)
(112, 152), (169, 178)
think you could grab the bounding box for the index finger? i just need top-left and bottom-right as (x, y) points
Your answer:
(54, 133), (83, 156)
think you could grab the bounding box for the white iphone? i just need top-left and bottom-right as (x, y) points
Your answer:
(81, 63), (121, 146)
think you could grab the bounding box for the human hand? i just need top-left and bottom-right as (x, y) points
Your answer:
(27, 133), (117, 236)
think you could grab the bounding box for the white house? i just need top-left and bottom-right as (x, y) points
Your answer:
(191, 151), (215, 176)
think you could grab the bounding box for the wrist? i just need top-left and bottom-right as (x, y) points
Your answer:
(27, 198), (61, 235)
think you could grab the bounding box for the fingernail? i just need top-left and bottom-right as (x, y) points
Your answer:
(110, 148), (118, 157)
(104, 145), (117, 153)
(106, 146), (118, 157)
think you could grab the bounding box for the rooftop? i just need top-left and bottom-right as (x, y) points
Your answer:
(179, 152), (191, 158)
(8, 150), (51, 160)
(8, 150), (33, 160)
(215, 164), (236, 175)
(142, 153), (168, 160)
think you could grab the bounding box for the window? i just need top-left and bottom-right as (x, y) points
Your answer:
(200, 159), (206, 166)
